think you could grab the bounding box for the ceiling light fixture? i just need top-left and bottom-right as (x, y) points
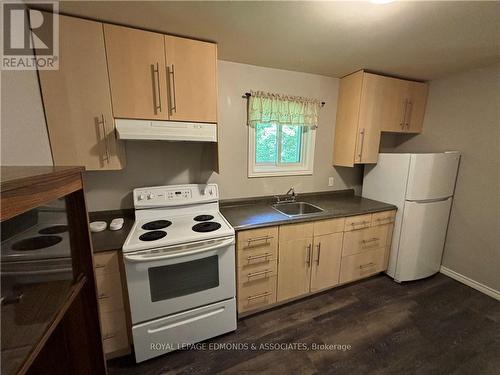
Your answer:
(370, 0), (395, 4)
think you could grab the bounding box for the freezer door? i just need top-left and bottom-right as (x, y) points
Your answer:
(406, 152), (460, 201)
(395, 198), (452, 282)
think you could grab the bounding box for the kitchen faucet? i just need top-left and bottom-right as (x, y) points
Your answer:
(275, 187), (296, 203)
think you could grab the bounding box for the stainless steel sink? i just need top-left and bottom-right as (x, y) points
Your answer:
(272, 202), (324, 217)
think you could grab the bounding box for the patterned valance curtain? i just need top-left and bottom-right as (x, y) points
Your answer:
(247, 91), (321, 128)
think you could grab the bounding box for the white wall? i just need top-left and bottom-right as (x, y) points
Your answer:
(84, 61), (362, 210)
(1, 70), (53, 165)
(381, 63), (500, 291)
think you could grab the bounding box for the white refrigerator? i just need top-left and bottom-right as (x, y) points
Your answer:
(362, 152), (460, 282)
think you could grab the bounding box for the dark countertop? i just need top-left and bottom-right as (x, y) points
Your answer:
(220, 189), (396, 231)
(89, 209), (134, 253)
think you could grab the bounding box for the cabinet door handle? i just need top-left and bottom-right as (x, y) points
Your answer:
(98, 293), (109, 300)
(95, 264), (106, 269)
(357, 128), (366, 161)
(306, 244), (312, 267)
(315, 243), (321, 265)
(167, 64), (177, 114)
(247, 291), (271, 301)
(405, 101), (413, 129)
(152, 63), (162, 114)
(400, 98), (408, 129)
(97, 115), (110, 163)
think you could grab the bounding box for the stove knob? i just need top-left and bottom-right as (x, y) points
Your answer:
(148, 193), (155, 200)
(138, 194), (145, 201)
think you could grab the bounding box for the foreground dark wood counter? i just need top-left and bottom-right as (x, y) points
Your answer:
(1, 166), (106, 375)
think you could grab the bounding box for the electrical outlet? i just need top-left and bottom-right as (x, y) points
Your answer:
(328, 177), (334, 187)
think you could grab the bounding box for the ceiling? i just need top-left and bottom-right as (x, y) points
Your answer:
(47, 1), (500, 80)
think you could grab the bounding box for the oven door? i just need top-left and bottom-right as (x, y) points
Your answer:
(123, 236), (235, 324)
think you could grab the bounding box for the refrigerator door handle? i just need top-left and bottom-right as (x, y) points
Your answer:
(406, 197), (452, 204)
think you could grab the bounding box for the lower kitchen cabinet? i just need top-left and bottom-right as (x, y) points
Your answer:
(93, 250), (131, 359)
(310, 233), (343, 292)
(277, 236), (313, 301)
(235, 210), (396, 316)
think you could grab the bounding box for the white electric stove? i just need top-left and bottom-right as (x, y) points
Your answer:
(122, 184), (237, 363)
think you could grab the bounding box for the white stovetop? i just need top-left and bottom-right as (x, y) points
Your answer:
(122, 210), (234, 253)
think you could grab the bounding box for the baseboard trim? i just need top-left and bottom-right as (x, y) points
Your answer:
(440, 266), (500, 301)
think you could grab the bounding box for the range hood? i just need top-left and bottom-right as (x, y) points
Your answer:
(115, 119), (217, 142)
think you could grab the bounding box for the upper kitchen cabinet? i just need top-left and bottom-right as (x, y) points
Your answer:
(379, 77), (428, 134)
(104, 24), (169, 120)
(38, 14), (125, 170)
(333, 71), (384, 167)
(332, 70), (428, 167)
(164, 36), (218, 123)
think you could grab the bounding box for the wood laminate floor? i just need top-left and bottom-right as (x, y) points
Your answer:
(108, 274), (500, 375)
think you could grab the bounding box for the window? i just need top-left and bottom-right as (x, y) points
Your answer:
(249, 122), (316, 177)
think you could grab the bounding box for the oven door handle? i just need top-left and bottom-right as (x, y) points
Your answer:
(123, 236), (235, 262)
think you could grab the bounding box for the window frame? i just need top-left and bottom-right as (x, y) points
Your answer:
(248, 122), (316, 178)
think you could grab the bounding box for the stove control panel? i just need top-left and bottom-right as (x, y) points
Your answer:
(134, 184), (219, 208)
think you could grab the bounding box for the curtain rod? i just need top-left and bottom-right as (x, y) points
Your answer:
(242, 92), (325, 107)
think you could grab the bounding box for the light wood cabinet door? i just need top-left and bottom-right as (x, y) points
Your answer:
(333, 71), (364, 167)
(379, 77), (410, 133)
(355, 73), (386, 164)
(310, 233), (343, 292)
(164, 36), (218, 123)
(38, 14), (125, 170)
(277, 238), (313, 302)
(405, 81), (428, 133)
(104, 24), (168, 120)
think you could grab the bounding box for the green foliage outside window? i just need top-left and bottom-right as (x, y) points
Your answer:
(255, 123), (302, 165)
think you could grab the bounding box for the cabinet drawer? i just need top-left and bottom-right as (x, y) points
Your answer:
(237, 260), (278, 285)
(96, 272), (123, 298)
(237, 226), (278, 249)
(100, 309), (129, 354)
(342, 225), (389, 257)
(98, 293), (124, 314)
(238, 276), (277, 313)
(340, 248), (385, 283)
(344, 214), (372, 231)
(94, 251), (120, 276)
(372, 210), (396, 226)
(313, 217), (345, 236)
(279, 222), (314, 241)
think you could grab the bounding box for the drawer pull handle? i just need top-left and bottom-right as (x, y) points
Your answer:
(98, 293), (109, 300)
(103, 333), (116, 340)
(95, 264), (106, 269)
(362, 238), (379, 243)
(247, 291), (272, 301)
(247, 269), (272, 280)
(359, 262), (375, 269)
(350, 220), (370, 226)
(247, 253), (272, 262)
(246, 235), (274, 247)
(375, 217), (393, 222)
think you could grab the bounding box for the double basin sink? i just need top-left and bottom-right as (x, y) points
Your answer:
(272, 201), (325, 218)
